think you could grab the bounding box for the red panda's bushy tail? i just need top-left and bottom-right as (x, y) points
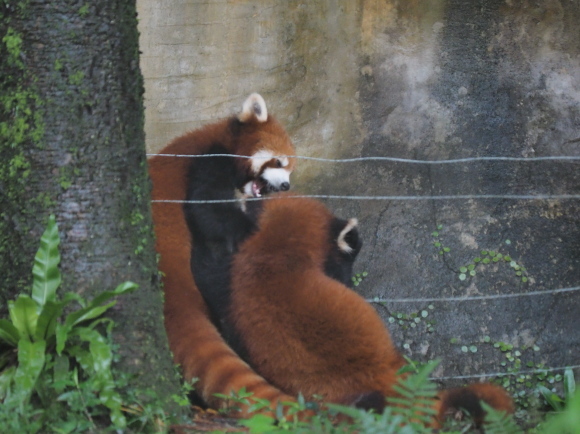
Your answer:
(436, 382), (515, 427)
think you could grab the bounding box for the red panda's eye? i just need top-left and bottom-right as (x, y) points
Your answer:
(276, 159), (282, 168)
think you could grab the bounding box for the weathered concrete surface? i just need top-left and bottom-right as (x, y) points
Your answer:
(138, 0), (579, 394)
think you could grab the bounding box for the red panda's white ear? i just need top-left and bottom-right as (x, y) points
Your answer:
(338, 218), (358, 254)
(238, 93), (268, 123)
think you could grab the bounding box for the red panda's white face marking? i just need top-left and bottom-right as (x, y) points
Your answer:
(242, 150), (293, 198)
(250, 150), (275, 174)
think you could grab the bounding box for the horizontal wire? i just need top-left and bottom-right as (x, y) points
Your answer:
(366, 286), (580, 304)
(152, 193), (580, 204)
(146, 153), (580, 164)
(435, 364), (580, 381)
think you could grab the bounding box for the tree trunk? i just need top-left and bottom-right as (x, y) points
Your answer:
(0, 0), (181, 415)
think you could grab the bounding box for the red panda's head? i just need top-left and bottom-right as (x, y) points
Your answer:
(245, 195), (361, 272)
(231, 93), (296, 198)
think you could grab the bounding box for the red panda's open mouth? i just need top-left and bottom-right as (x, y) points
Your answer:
(251, 181), (262, 198)
(251, 179), (267, 198)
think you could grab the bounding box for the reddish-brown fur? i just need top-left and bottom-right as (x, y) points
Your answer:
(229, 195), (514, 426)
(148, 110), (296, 412)
(230, 196), (405, 401)
(438, 383), (515, 426)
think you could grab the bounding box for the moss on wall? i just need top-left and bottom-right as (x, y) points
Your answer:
(0, 1), (48, 305)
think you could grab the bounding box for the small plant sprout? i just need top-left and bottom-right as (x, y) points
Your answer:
(385, 308), (436, 333)
(449, 335), (570, 409)
(431, 225), (451, 255)
(457, 246), (528, 283)
(352, 271), (369, 287)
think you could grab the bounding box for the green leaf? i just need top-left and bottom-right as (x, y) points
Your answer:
(56, 284), (134, 354)
(56, 302), (112, 355)
(89, 281), (138, 307)
(239, 414), (277, 433)
(0, 318), (20, 346)
(63, 302), (116, 330)
(31, 215), (61, 307)
(541, 389), (580, 434)
(83, 328), (113, 373)
(0, 366), (16, 401)
(538, 385), (564, 412)
(55, 323), (70, 356)
(563, 368), (576, 403)
(9, 295), (39, 341)
(11, 339), (46, 404)
(53, 354), (70, 393)
(34, 300), (65, 341)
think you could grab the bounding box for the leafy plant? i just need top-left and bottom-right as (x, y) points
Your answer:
(537, 367), (576, 412)
(0, 215), (138, 431)
(539, 386), (580, 434)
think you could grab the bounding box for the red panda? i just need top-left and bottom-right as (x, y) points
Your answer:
(228, 194), (514, 426)
(148, 93), (297, 411)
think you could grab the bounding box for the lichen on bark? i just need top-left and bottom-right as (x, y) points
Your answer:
(0, 1), (48, 306)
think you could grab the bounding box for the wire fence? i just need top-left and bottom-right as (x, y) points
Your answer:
(149, 151), (580, 379)
(148, 152), (580, 203)
(435, 364), (580, 381)
(146, 153), (580, 164)
(366, 285), (580, 304)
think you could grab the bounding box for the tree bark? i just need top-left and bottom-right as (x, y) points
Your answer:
(0, 0), (181, 414)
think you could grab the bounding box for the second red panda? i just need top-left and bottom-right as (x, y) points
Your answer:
(227, 194), (514, 426)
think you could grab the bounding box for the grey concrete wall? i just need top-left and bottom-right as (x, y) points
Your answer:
(138, 0), (579, 396)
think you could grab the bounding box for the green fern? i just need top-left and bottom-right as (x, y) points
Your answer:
(481, 402), (522, 434)
(232, 361), (443, 433)
(386, 360), (439, 430)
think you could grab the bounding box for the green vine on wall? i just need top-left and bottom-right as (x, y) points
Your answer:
(431, 225), (529, 283)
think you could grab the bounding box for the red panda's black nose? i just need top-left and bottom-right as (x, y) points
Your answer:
(280, 182), (290, 191)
